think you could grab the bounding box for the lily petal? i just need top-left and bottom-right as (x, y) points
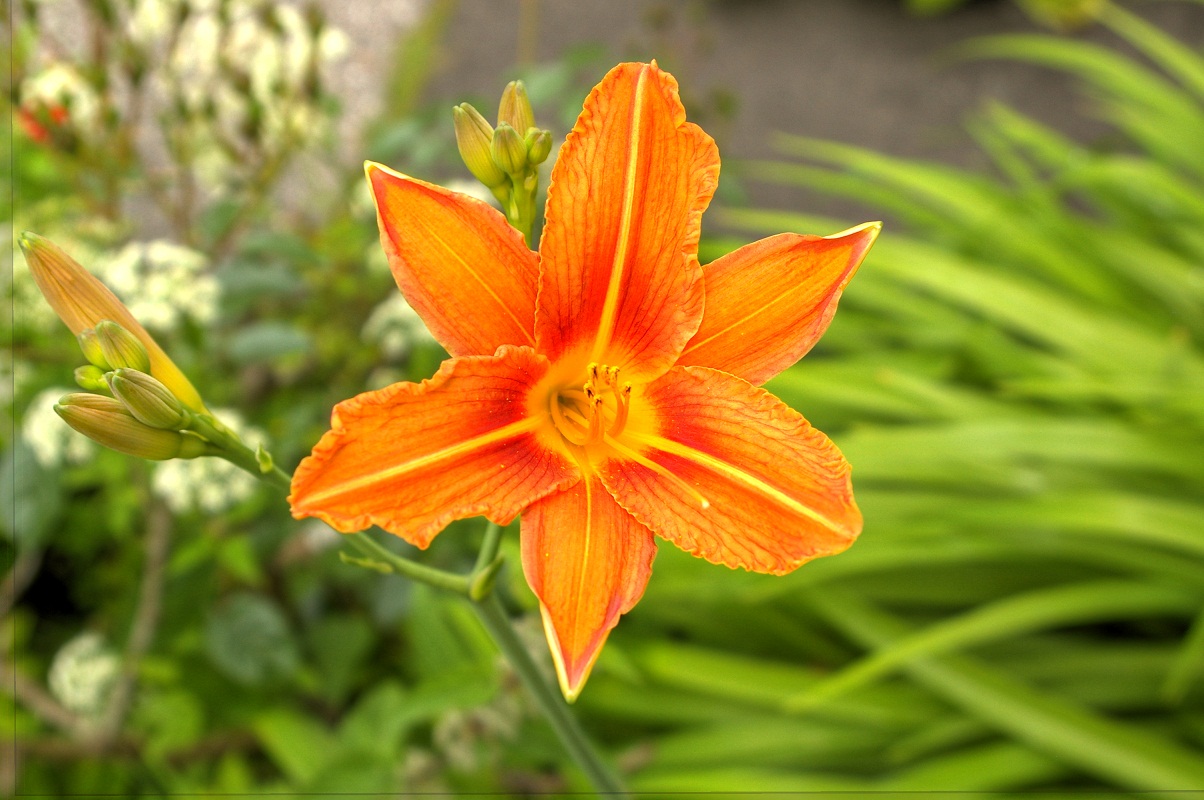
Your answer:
(536, 62), (720, 382)
(603, 366), (860, 574)
(367, 162), (540, 356)
(678, 222), (880, 385)
(290, 346), (577, 546)
(521, 475), (656, 701)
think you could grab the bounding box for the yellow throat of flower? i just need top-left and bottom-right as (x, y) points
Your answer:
(549, 362), (632, 447)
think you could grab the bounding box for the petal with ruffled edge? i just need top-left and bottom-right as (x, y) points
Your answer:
(521, 475), (656, 700)
(536, 62), (720, 382)
(367, 162), (540, 357)
(602, 366), (861, 574)
(290, 346), (578, 547)
(678, 223), (880, 385)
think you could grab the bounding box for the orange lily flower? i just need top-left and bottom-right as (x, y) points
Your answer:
(290, 62), (879, 699)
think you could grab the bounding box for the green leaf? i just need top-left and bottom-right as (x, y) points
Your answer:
(0, 442), (62, 548)
(224, 322), (312, 365)
(252, 707), (336, 785)
(205, 592), (299, 687)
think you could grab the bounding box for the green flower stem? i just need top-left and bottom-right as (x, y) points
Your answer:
(345, 530), (473, 595)
(471, 590), (626, 797)
(225, 443), (626, 795)
(474, 521), (503, 573)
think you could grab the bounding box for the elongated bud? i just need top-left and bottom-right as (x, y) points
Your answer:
(498, 80), (535, 137)
(525, 128), (552, 165)
(491, 122), (527, 177)
(54, 394), (207, 460)
(95, 320), (151, 373)
(18, 233), (208, 413)
(77, 329), (111, 370)
(74, 365), (111, 393)
(107, 369), (187, 430)
(453, 103), (507, 189)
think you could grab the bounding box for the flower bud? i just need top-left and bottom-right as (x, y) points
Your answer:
(95, 320), (151, 373)
(74, 365), (111, 393)
(54, 394), (208, 460)
(107, 369), (187, 430)
(77, 329), (111, 370)
(491, 122), (527, 177)
(525, 128), (552, 165)
(497, 80), (535, 138)
(19, 233), (208, 413)
(453, 103), (507, 189)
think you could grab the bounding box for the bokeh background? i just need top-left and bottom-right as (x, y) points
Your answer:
(6, 0), (1204, 795)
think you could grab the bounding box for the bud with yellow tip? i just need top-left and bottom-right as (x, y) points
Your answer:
(491, 122), (527, 177)
(498, 80), (535, 138)
(95, 320), (151, 373)
(18, 233), (208, 413)
(453, 103), (507, 189)
(54, 394), (209, 460)
(107, 369), (188, 430)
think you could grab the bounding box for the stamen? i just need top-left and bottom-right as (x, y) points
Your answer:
(549, 396), (589, 446)
(605, 434), (710, 509)
(608, 383), (631, 436)
(586, 396), (605, 445)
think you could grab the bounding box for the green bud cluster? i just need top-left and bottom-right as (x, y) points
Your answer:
(451, 80), (553, 243)
(62, 319), (208, 461)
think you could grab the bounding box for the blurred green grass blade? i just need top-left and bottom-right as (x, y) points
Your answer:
(1100, 4), (1204, 100)
(879, 740), (1066, 791)
(962, 35), (1204, 133)
(630, 641), (938, 728)
(809, 589), (1204, 795)
(629, 766), (868, 793)
(788, 581), (1201, 709)
(648, 718), (890, 770)
(1162, 607), (1204, 705)
(981, 101), (1081, 174)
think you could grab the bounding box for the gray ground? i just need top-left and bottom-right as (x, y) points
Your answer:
(328, 0), (1204, 227)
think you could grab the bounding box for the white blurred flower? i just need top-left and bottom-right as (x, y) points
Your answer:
(126, 0), (177, 47)
(362, 293), (433, 361)
(48, 632), (120, 720)
(152, 408), (262, 513)
(23, 387), (95, 469)
(20, 63), (101, 138)
(97, 240), (217, 332)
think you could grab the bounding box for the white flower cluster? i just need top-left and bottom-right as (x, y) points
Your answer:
(48, 632), (120, 720)
(97, 240), (219, 333)
(18, 63), (102, 140)
(162, 0), (349, 189)
(362, 293), (434, 361)
(152, 407), (263, 513)
(22, 387), (96, 469)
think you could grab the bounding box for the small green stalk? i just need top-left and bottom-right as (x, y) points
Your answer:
(224, 444), (627, 796)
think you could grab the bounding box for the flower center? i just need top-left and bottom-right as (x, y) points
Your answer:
(549, 362), (632, 448)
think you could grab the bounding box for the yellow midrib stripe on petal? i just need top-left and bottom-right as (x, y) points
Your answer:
(624, 430), (844, 534)
(422, 220), (536, 348)
(590, 66), (649, 364)
(303, 416), (543, 506)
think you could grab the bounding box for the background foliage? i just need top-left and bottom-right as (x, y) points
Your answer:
(5, 0), (1203, 795)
